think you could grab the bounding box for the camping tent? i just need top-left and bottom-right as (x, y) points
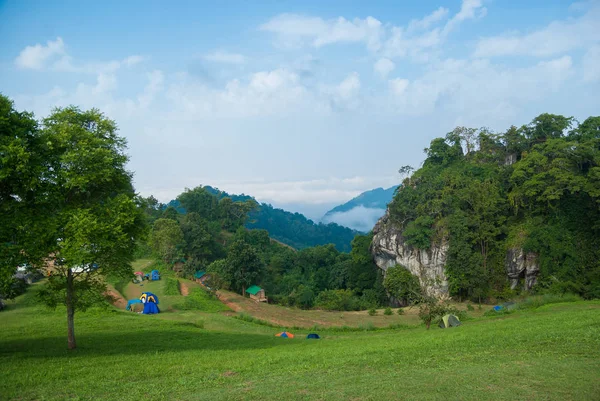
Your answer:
(306, 333), (320, 339)
(151, 270), (160, 280)
(275, 331), (294, 338)
(140, 292), (160, 314)
(439, 314), (461, 328)
(126, 299), (142, 312)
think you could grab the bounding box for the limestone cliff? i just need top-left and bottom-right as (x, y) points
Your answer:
(505, 248), (539, 290)
(371, 211), (540, 299)
(371, 210), (449, 298)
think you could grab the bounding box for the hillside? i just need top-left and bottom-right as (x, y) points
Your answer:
(377, 114), (600, 300)
(202, 186), (359, 252)
(321, 186), (398, 232)
(2, 285), (599, 400)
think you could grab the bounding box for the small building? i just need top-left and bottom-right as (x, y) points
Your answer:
(194, 271), (207, 284)
(246, 285), (267, 303)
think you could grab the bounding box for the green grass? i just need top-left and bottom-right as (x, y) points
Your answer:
(174, 288), (231, 313)
(163, 277), (181, 296)
(1, 286), (599, 400)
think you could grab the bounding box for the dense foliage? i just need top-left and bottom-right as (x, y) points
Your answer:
(140, 185), (384, 310)
(388, 114), (600, 301)
(0, 95), (146, 349)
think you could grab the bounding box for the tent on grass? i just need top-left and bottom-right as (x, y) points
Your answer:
(246, 285), (267, 302)
(140, 292), (160, 314)
(439, 314), (461, 328)
(151, 270), (160, 281)
(306, 333), (320, 339)
(126, 299), (142, 312)
(275, 331), (294, 338)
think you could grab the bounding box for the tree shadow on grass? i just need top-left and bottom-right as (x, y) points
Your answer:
(0, 325), (291, 359)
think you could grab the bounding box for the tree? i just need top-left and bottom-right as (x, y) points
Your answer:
(226, 240), (263, 296)
(35, 106), (145, 349)
(149, 218), (185, 264)
(180, 212), (223, 265)
(383, 265), (422, 306)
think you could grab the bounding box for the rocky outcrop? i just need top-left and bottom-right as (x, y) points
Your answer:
(505, 248), (539, 290)
(371, 210), (449, 298)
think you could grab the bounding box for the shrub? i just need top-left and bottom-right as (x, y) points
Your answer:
(358, 322), (375, 331)
(368, 308), (377, 316)
(467, 303), (474, 311)
(193, 319), (205, 329)
(397, 308), (405, 315)
(163, 277), (181, 295)
(417, 296), (453, 329)
(384, 307), (393, 315)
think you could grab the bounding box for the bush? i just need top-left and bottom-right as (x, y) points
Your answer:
(163, 277), (181, 295)
(384, 307), (393, 315)
(368, 308), (377, 316)
(358, 322), (375, 331)
(397, 308), (405, 315)
(467, 303), (474, 311)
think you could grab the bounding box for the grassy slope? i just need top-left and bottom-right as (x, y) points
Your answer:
(1, 285), (599, 401)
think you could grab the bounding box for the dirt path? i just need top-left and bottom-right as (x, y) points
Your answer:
(217, 292), (243, 312)
(179, 281), (190, 296)
(105, 287), (127, 309)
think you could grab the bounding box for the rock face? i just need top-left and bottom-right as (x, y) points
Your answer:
(505, 248), (539, 290)
(371, 210), (449, 298)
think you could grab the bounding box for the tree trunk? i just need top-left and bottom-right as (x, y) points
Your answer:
(242, 286), (246, 297)
(66, 268), (77, 350)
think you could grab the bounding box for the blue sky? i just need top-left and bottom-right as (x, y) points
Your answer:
(1, 0), (599, 219)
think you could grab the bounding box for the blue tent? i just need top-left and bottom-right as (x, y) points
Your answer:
(151, 270), (160, 280)
(126, 299), (142, 311)
(306, 333), (320, 339)
(140, 292), (160, 314)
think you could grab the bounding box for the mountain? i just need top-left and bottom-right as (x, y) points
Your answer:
(202, 186), (359, 252)
(321, 186), (398, 232)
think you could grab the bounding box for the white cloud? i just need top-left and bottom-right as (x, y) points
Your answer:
(407, 7), (449, 32)
(322, 205), (386, 232)
(260, 14), (383, 50)
(583, 45), (600, 82)
(442, 0), (487, 36)
(204, 51), (246, 64)
(474, 4), (600, 58)
(15, 37), (65, 69)
(386, 56), (574, 124)
(374, 58), (395, 78)
(138, 70), (165, 108)
(123, 55), (144, 67)
(389, 78), (409, 95)
(15, 37), (144, 74)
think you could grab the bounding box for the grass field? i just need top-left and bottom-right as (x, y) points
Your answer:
(1, 280), (599, 400)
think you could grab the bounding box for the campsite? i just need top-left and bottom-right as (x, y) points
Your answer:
(1, 261), (599, 400)
(3, 1), (600, 400)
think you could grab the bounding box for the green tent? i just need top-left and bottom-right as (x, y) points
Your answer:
(439, 314), (461, 329)
(246, 285), (262, 295)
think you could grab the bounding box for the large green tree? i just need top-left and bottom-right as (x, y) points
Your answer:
(17, 105), (145, 349)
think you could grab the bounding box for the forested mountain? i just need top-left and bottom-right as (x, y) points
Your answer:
(379, 114), (600, 300)
(143, 185), (382, 309)
(191, 186), (359, 252)
(321, 186), (397, 232)
(156, 187), (358, 252)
